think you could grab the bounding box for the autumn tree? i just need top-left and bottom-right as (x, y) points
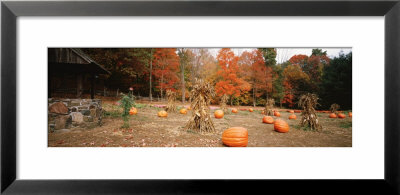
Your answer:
(259, 48), (277, 99)
(177, 48), (195, 103)
(152, 48), (180, 99)
(215, 48), (250, 105)
(282, 64), (311, 107)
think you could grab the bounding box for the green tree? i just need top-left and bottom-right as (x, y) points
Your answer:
(319, 52), (352, 110)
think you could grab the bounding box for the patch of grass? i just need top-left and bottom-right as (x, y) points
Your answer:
(103, 110), (121, 118)
(340, 121), (352, 128)
(135, 103), (148, 108)
(293, 124), (314, 131)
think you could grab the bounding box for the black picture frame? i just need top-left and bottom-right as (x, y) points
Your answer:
(1, 0), (399, 194)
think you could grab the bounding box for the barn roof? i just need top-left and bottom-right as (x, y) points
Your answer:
(48, 48), (111, 75)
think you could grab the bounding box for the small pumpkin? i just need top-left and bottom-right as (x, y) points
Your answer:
(329, 113), (337, 118)
(187, 106), (191, 110)
(274, 119), (289, 133)
(289, 110), (294, 113)
(249, 108), (254, 112)
(274, 111), (281, 117)
(262, 116), (274, 124)
(261, 110), (265, 115)
(348, 112), (352, 117)
(294, 110), (301, 113)
(222, 127), (248, 147)
(231, 108), (238, 113)
(289, 114), (296, 120)
(338, 113), (346, 119)
(158, 110), (168, 117)
(214, 110), (224, 119)
(179, 108), (187, 114)
(129, 107), (137, 115)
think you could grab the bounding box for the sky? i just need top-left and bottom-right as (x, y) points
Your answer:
(207, 48), (352, 64)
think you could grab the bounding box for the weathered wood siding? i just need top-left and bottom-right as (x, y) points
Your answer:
(48, 48), (89, 64)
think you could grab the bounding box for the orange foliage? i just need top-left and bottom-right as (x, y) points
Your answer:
(152, 48), (180, 96)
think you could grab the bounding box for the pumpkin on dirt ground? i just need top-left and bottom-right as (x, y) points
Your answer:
(274, 111), (281, 117)
(214, 110), (224, 119)
(249, 108), (254, 112)
(262, 116), (274, 124)
(274, 119), (289, 133)
(289, 110), (294, 113)
(348, 112), (352, 117)
(158, 110), (168, 117)
(261, 110), (265, 114)
(180, 108), (187, 114)
(338, 113), (346, 119)
(289, 114), (297, 120)
(222, 127), (248, 147)
(129, 107), (137, 115)
(294, 110), (301, 113)
(329, 113), (337, 118)
(231, 108), (238, 113)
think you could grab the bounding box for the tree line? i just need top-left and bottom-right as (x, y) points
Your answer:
(82, 48), (352, 110)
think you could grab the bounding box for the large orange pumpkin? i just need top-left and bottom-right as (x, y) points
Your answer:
(274, 119), (289, 133)
(222, 127), (248, 147)
(249, 108), (254, 112)
(338, 113), (346, 119)
(274, 111), (281, 117)
(262, 116), (274, 124)
(158, 110), (168, 117)
(214, 110), (224, 119)
(289, 114), (297, 120)
(129, 107), (137, 115)
(231, 108), (238, 113)
(329, 113), (337, 118)
(348, 112), (352, 117)
(179, 108), (187, 114)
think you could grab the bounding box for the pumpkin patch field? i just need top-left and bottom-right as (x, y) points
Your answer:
(48, 100), (352, 147)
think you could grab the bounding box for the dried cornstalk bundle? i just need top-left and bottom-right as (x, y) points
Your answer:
(298, 93), (322, 131)
(165, 90), (177, 112)
(185, 79), (216, 133)
(263, 98), (275, 116)
(220, 94), (229, 113)
(330, 103), (340, 114)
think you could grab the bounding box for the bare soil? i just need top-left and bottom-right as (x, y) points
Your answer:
(48, 100), (352, 147)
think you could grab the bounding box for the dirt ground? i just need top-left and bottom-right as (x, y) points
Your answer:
(48, 100), (352, 147)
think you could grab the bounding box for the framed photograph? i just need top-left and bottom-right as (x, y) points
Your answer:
(2, 0), (399, 194)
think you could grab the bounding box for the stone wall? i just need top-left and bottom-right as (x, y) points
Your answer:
(48, 98), (103, 132)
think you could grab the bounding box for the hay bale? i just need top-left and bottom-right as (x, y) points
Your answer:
(165, 90), (177, 113)
(263, 98), (275, 116)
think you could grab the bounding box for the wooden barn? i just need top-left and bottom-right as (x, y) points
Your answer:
(48, 48), (111, 99)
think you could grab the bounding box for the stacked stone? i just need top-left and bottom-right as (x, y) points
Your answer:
(48, 98), (103, 132)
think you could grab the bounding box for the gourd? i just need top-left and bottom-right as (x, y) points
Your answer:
(222, 127), (248, 147)
(214, 110), (224, 119)
(274, 119), (289, 133)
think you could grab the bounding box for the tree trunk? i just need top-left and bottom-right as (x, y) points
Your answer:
(181, 56), (185, 103)
(149, 49), (153, 102)
(252, 86), (256, 107)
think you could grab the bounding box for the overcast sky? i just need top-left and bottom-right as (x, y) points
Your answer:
(207, 48), (352, 64)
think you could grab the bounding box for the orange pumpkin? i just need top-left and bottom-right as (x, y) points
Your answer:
(222, 127), (248, 147)
(338, 113), (346, 119)
(187, 106), (191, 110)
(129, 107), (137, 115)
(214, 110), (224, 119)
(289, 110), (294, 113)
(158, 110), (168, 117)
(289, 114), (296, 120)
(261, 110), (265, 114)
(231, 108), (238, 113)
(348, 112), (352, 117)
(274, 111), (281, 117)
(262, 116), (274, 124)
(249, 108), (254, 112)
(179, 108), (187, 114)
(329, 113), (337, 118)
(274, 119), (289, 133)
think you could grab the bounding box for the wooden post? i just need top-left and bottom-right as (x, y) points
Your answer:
(76, 74), (83, 98)
(90, 74), (95, 99)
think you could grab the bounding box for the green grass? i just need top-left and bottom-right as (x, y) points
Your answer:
(103, 110), (121, 118)
(340, 121), (352, 128)
(293, 124), (314, 131)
